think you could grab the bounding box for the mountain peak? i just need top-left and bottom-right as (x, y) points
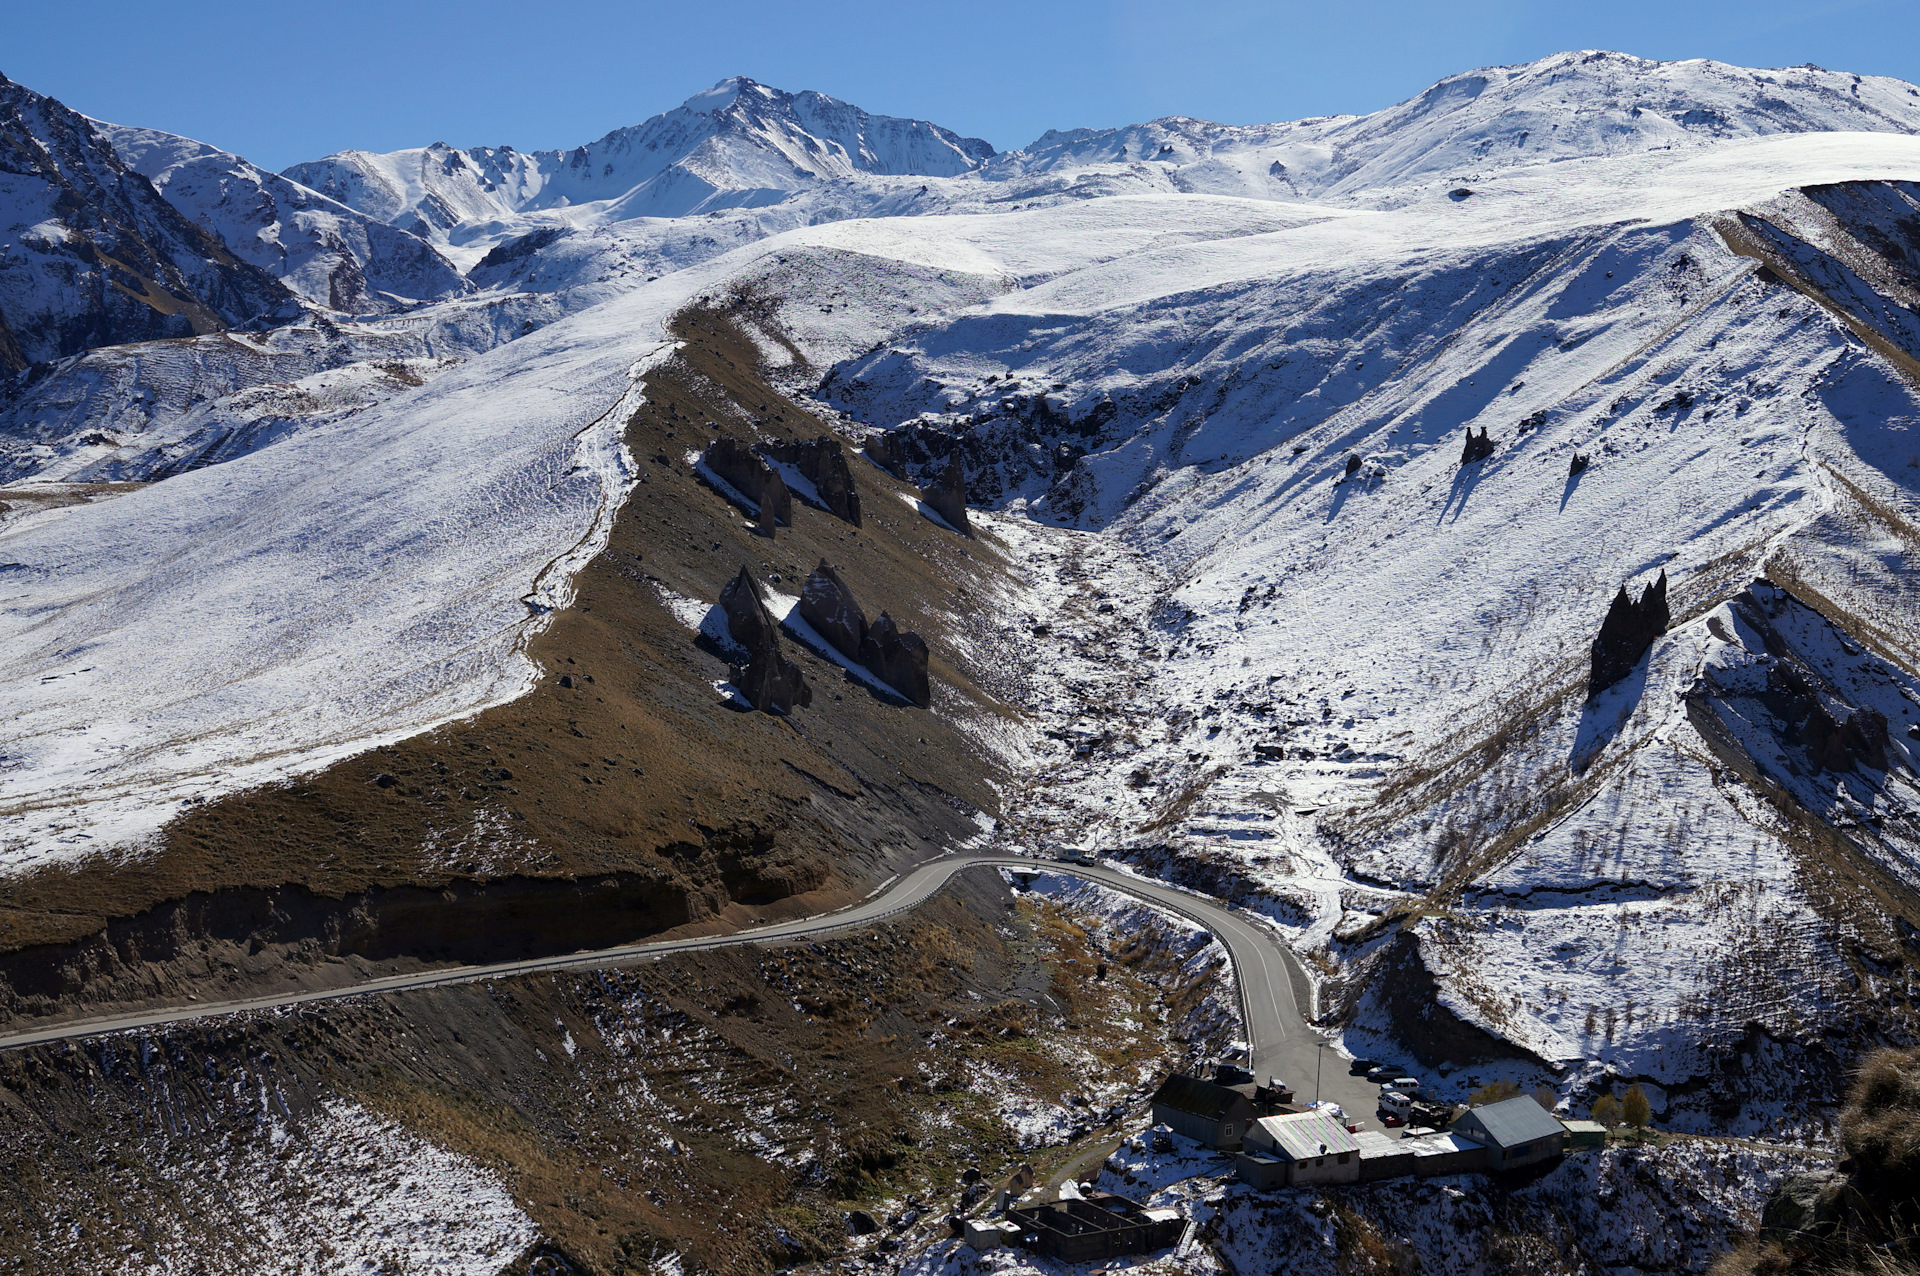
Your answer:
(683, 76), (776, 115)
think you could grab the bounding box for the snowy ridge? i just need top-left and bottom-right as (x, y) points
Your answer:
(95, 121), (468, 313)
(0, 73), (295, 368)
(998, 51), (1920, 206)
(282, 76), (994, 266)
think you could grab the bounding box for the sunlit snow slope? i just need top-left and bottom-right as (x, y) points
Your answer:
(822, 133), (1920, 1127)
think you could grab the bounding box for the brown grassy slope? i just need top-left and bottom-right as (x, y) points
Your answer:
(0, 301), (1025, 1018)
(0, 873), (1229, 1276)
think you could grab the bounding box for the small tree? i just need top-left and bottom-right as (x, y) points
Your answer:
(1469, 1079), (1521, 1106)
(1622, 1084), (1652, 1130)
(1533, 1084), (1558, 1112)
(1590, 1093), (1622, 1128)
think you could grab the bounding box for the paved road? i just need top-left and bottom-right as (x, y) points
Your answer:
(0, 855), (1381, 1114)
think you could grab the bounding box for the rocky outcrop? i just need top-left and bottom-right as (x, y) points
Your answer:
(719, 566), (810, 713)
(799, 560), (867, 661)
(796, 561), (931, 706)
(1587, 570), (1668, 698)
(1460, 427), (1495, 464)
(919, 451), (971, 535)
(700, 438), (786, 532)
(1723, 1047), (1920, 1275)
(764, 436), (861, 526)
(1803, 699), (1890, 772)
(859, 611), (931, 708)
(759, 465), (791, 533)
(863, 431), (910, 479)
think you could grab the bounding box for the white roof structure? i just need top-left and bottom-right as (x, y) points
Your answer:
(1252, 1111), (1360, 1162)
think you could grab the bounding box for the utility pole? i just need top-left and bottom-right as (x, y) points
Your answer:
(1314, 1041), (1326, 1103)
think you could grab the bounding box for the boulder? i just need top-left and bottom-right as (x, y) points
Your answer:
(764, 436), (862, 526)
(919, 451), (972, 535)
(1461, 427), (1495, 464)
(718, 566), (811, 714)
(1587, 570), (1669, 699)
(799, 560), (868, 661)
(1758, 1169), (1848, 1245)
(860, 611), (931, 707)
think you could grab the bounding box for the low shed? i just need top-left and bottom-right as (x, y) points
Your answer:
(1355, 1129), (1415, 1182)
(1561, 1119), (1607, 1150)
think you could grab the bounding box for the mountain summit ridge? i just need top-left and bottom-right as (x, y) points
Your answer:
(280, 75), (997, 247)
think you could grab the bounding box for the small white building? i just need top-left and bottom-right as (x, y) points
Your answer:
(961, 1219), (1021, 1249)
(1237, 1110), (1361, 1187)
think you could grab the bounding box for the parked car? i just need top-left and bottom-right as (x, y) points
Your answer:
(1366, 1065), (1407, 1084)
(1348, 1058), (1379, 1077)
(1387, 1077), (1422, 1094)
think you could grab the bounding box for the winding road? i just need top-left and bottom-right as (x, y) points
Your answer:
(0, 855), (1382, 1116)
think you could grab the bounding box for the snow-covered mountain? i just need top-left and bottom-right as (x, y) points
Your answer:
(5, 50), (1920, 1151)
(95, 122), (468, 314)
(279, 53), (1920, 284)
(282, 77), (996, 265)
(995, 50), (1920, 204)
(0, 72), (295, 371)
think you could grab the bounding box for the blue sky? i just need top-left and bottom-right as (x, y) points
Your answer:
(7, 0), (1915, 170)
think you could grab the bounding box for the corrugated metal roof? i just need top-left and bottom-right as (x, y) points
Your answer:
(1254, 1110), (1360, 1162)
(1462, 1096), (1565, 1148)
(1151, 1073), (1249, 1120)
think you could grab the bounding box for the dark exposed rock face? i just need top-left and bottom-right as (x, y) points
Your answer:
(864, 432), (910, 479)
(764, 436), (862, 526)
(1569, 452), (1590, 475)
(0, 73), (297, 371)
(759, 465), (791, 534)
(1588, 570), (1669, 699)
(860, 611), (931, 708)
(1460, 427), (1495, 464)
(919, 451), (971, 535)
(1751, 647), (1891, 773)
(719, 566), (810, 713)
(1344, 453), (1361, 477)
(1801, 700), (1891, 772)
(799, 560), (867, 661)
(702, 437), (771, 504)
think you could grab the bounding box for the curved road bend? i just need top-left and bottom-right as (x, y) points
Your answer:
(0, 856), (1381, 1116)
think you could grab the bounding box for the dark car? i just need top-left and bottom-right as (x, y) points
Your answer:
(1366, 1064), (1407, 1084)
(1348, 1058), (1379, 1077)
